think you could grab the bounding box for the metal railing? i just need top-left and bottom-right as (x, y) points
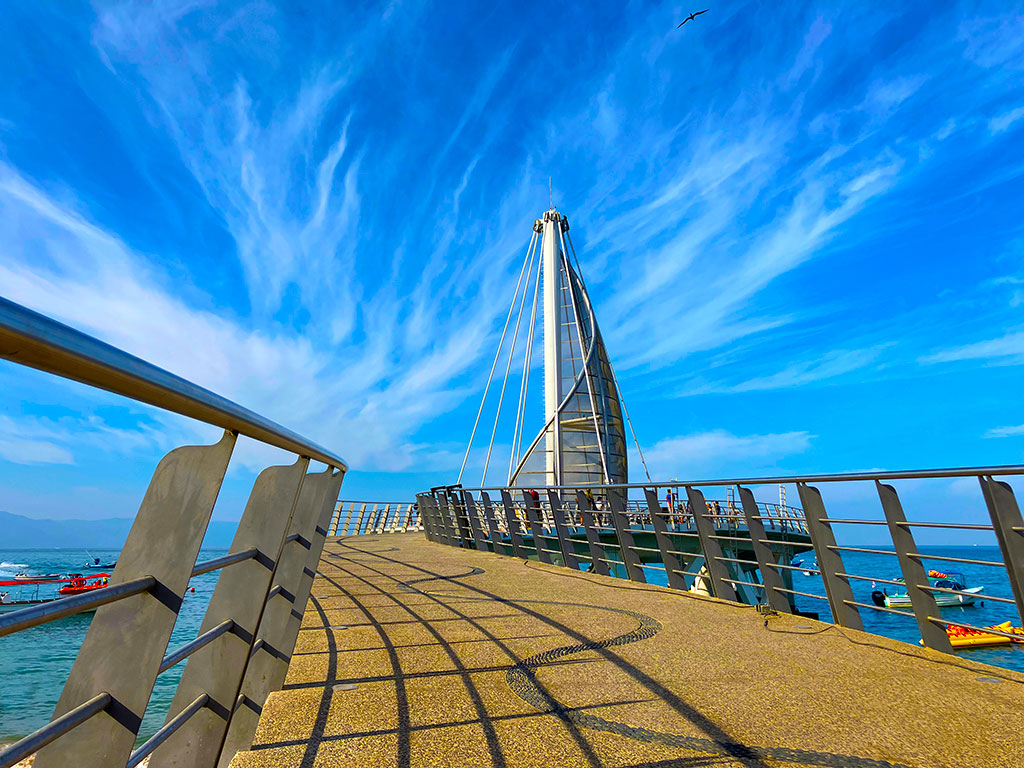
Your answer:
(329, 501), (421, 536)
(0, 297), (347, 768)
(417, 468), (1024, 657)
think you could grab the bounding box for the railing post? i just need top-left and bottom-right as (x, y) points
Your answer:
(148, 457), (310, 768)
(499, 490), (528, 558)
(217, 467), (335, 766)
(548, 490), (580, 570)
(450, 490), (474, 547)
(607, 488), (646, 583)
(355, 503), (368, 535)
(796, 483), (863, 630)
(417, 494), (436, 541)
(644, 488), (686, 591)
(523, 490), (553, 564)
(480, 492), (504, 553)
(436, 492), (459, 546)
(875, 482), (951, 652)
(463, 492), (489, 552)
(684, 486), (737, 601)
(576, 490), (609, 576)
(980, 475), (1024, 621)
(35, 432), (236, 768)
(276, 469), (345, 661)
(738, 486), (790, 613)
(431, 493), (449, 543)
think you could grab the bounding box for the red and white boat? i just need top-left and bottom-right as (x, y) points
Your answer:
(58, 574), (110, 596)
(0, 573), (110, 612)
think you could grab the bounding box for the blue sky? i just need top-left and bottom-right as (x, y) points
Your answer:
(1, 2), (1023, 536)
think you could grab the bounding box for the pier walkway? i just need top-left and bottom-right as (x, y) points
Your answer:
(230, 534), (1024, 768)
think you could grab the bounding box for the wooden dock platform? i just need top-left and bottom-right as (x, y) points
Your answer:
(229, 533), (1024, 768)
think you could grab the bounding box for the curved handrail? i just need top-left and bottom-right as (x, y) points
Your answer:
(0, 297), (347, 469)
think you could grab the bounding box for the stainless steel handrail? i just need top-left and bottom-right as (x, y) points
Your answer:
(0, 297), (347, 469)
(0, 693), (111, 768)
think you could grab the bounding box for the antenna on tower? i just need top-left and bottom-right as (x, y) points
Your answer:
(549, 177), (553, 210)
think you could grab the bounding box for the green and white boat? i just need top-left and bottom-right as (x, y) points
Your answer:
(872, 570), (983, 609)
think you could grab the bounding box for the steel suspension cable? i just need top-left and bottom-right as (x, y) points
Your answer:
(482, 232), (541, 485)
(508, 236), (544, 483)
(457, 230), (537, 484)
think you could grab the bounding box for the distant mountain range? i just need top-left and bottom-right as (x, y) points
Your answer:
(0, 510), (239, 549)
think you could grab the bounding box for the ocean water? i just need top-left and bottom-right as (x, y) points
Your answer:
(0, 548), (222, 747)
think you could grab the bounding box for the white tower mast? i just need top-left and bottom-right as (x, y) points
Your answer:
(542, 208), (563, 486)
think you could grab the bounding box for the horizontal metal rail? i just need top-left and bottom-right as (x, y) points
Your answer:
(828, 545), (897, 557)
(845, 600), (916, 618)
(720, 577), (765, 590)
(0, 297), (346, 469)
(159, 619), (236, 673)
(914, 552), (1005, 568)
(836, 572), (905, 588)
(896, 521), (993, 530)
(0, 692), (111, 768)
(126, 693), (210, 768)
(764, 562), (821, 575)
(453, 463), (1024, 492)
(919, 586), (1015, 604)
(819, 518), (888, 526)
(191, 548), (259, 577)
(0, 575), (156, 637)
(773, 586), (829, 601)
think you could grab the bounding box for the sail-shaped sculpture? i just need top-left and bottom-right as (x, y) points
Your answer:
(460, 207), (645, 488)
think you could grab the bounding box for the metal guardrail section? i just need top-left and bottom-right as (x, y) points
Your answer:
(0, 298), (348, 768)
(417, 469), (1024, 657)
(329, 501), (421, 536)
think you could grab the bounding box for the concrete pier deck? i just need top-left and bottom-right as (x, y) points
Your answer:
(230, 534), (1024, 768)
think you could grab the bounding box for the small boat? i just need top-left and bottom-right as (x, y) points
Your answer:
(0, 578), (61, 612)
(921, 621), (1024, 649)
(59, 574), (110, 596)
(84, 557), (117, 570)
(13, 572), (64, 581)
(0, 590), (58, 612)
(872, 570), (983, 609)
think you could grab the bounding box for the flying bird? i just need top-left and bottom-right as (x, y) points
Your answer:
(677, 9), (709, 27)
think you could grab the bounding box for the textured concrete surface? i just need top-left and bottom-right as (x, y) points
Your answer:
(229, 533), (1024, 768)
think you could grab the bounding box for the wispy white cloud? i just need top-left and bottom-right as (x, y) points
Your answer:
(921, 330), (1024, 365)
(989, 106), (1024, 135)
(985, 424), (1024, 438)
(0, 416), (74, 465)
(3, 1), (1024, 494)
(642, 429), (814, 478)
(686, 345), (892, 395)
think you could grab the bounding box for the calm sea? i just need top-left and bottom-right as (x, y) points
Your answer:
(0, 544), (1022, 746)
